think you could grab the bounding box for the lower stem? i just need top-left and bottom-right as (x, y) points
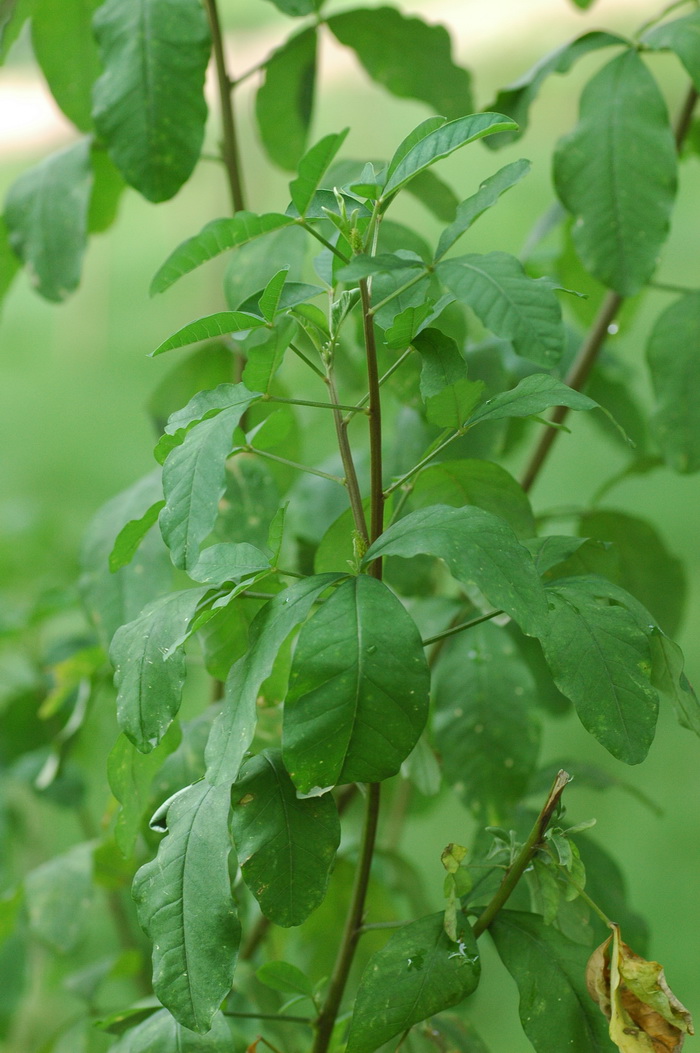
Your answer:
(203, 0), (245, 212)
(312, 784), (381, 1053)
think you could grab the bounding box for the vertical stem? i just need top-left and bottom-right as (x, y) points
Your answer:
(202, 0), (246, 212)
(360, 277), (385, 566)
(327, 371), (370, 545)
(312, 784), (381, 1053)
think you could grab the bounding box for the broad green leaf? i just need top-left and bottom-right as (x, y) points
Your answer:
(484, 32), (626, 148)
(1, 0), (30, 62)
(337, 253), (425, 281)
(258, 268), (289, 322)
(108, 724), (182, 856)
(147, 344), (234, 431)
(289, 128), (349, 217)
(88, 145), (125, 234)
(283, 576), (430, 793)
(553, 50), (677, 297)
(383, 113), (517, 199)
(646, 292), (700, 473)
(327, 8), (473, 120)
(363, 505), (548, 637)
(109, 1008), (231, 1051)
(414, 328), (483, 428)
(346, 912), (480, 1053)
(0, 888), (22, 948)
(151, 213), (295, 295)
(256, 960), (314, 997)
(80, 470), (173, 647)
(579, 510), (686, 636)
(466, 373), (598, 428)
(539, 577), (658, 764)
(256, 27), (317, 170)
(151, 312), (266, 357)
(490, 910), (612, 1053)
(643, 11), (700, 91)
(436, 253), (565, 367)
(405, 169), (459, 222)
(400, 733), (441, 796)
(231, 749), (340, 926)
(4, 139), (93, 302)
(164, 382), (260, 437)
(25, 843), (93, 953)
(205, 575), (341, 784)
(262, 0), (319, 14)
(411, 460), (535, 540)
(31, 0), (102, 130)
(159, 389), (261, 569)
(435, 159), (531, 261)
(649, 629), (700, 738)
(188, 543), (271, 585)
(110, 588), (207, 751)
(0, 215), (20, 312)
(92, 0), (211, 202)
(133, 782), (239, 1032)
(433, 621), (541, 817)
(237, 280), (324, 319)
(372, 253), (432, 328)
(384, 302), (435, 350)
(198, 600), (250, 681)
(385, 116), (447, 180)
(109, 500), (165, 572)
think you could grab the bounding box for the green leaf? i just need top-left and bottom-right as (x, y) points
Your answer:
(436, 253), (565, 367)
(231, 749), (340, 926)
(435, 159), (531, 261)
(262, 0), (319, 14)
(363, 505), (548, 638)
(25, 843), (93, 953)
(109, 1008), (231, 1051)
(649, 628), (700, 738)
(337, 253), (425, 281)
(289, 128), (349, 217)
(109, 501), (165, 572)
(152, 312), (267, 357)
(256, 27), (317, 170)
(92, 0), (211, 202)
(383, 113), (517, 199)
(133, 782), (239, 1032)
(646, 292), (700, 473)
(188, 543), (271, 585)
(0, 215), (20, 312)
(110, 588), (207, 751)
(283, 576), (430, 793)
(484, 32), (626, 148)
(433, 621), (542, 818)
(159, 388), (261, 569)
(205, 575), (341, 784)
(466, 373), (598, 428)
(539, 577), (658, 764)
(4, 139), (93, 302)
(0, 0), (30, 62)
(257, 268), (289, 322)
(238, 280), (324, 319)
(414, 328), (484, 428)
(108, 724), (182, 856)
(384, 301), (436, 350)
(553, 49), (677, 297)
(327, 7), (473, 120)
(643, 11), (700, 91)
(31, 0), (102, 130)
(88, 145), (125, 233)
(256, 960), (314, 997)
(151, 213), (295, 295)
(411, 460), (535, 540)
(490, 910), (612, 1053)
(346, 912), (480, 1053)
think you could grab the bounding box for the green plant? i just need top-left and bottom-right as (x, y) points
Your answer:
(1, 0), (700, 1051)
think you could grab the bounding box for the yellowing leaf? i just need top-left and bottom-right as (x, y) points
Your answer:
(586, 925), (693, 1052)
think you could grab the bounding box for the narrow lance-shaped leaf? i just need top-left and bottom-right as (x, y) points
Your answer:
(231, 749), (340, 926)
(484, 31), (627, 148)
(364, 505), (548, 637)
(646, 293), (700, 474)
(289, 128), (349, 217)
(92, 0), (211, 202)
(643, 11), (700, 91)
(151, 213), (295, 295)
(465, 373), (598, 428)
(283, 575), (430, 794)
(436, 252), (565, 367)
(109, 500), (165, 572)
(110, 587), (207, 752)
(133, 782), (240, 1033)
(4, 138), (93, 302)
(31, 0), (102, 131)
(327, 7), (473, 119)
(256, 27), (317, 170)
(109, 1009), (231, 1052)
(382, 113), (518, 199)
(553, 49), (677, 297)
(346, 912), (480, 1053)
(434, 159), (531, 261)
(649, 629), (700, 740)
(205, 574), (342, 785)
(151, 312), (267, 357)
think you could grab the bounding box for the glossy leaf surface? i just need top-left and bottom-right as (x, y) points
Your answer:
(92, 0), (211, 202)
(554, 50), (677, 296)
(411, 460), (535, 539)
(133, 782), (240, 1033)
(188, 542), (271, 585)
(346, 912), (480, 1053)
(289, 128), (349, 216)
(152, 312), (267, 356)
(283, 575), (430, 793)
(231, 749), (340, 925)
(646, 292), (700, 474)
(256, 27), (317, 170)
(466, 373), (598, 428)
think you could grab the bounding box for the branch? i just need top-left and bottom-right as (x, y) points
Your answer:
(202, 0), (245, 212)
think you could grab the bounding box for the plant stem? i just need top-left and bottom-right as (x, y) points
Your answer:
(472, 770), (571, 938)
(245, 446), (345, 485)
(265, 394), (363, 413)
(360, 276), (385, 559)
(289, 341), (327, 380)
(299, 220), (350, 263)
(312, 784), (381, 1053)
(367, 269), (430, 317)
(384, 428), (460, 497)
(223, 1011), (313, 1024)
(422, 609), (504, 648)
(520, 81), (698, 494)
(550, 858), (613, 927)
(327, 371), (370, 544)
(346, 346), (415, 421)
(202, 0), (245, 212)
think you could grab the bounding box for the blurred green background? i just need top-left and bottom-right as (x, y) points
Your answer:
(1, 1), (699, 1050)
